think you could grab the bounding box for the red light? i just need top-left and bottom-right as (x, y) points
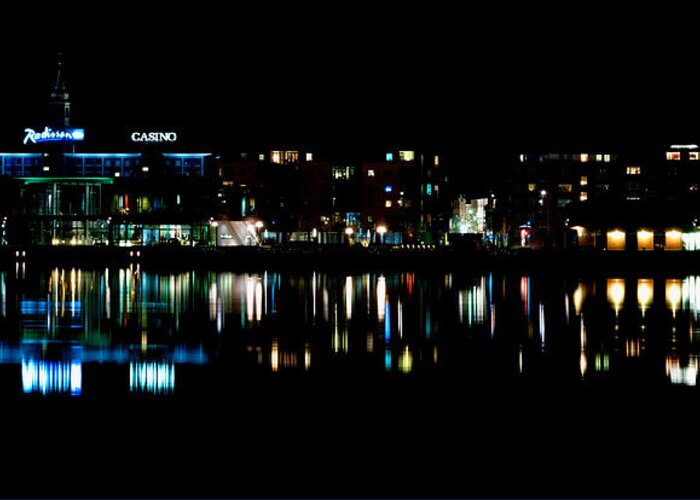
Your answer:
(409, 232), (414, 238)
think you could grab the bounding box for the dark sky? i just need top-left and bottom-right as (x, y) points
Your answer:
(1, 5), (698, 189)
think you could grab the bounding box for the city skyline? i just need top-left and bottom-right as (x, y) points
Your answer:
(3, 7), (700, 192)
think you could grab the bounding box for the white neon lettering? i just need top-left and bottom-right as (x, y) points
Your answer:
(23, 127), (84, 145)
(130, 132), (177, 143)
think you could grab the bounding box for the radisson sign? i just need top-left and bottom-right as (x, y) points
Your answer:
(130, 132), (178, 143)
(23, 127), (85, 145)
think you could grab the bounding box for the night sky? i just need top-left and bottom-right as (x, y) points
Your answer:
(2, 6), (699, 191)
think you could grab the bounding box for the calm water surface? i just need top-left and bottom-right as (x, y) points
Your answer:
(1, 266), (698, 394)
(3, 265), (699, 497)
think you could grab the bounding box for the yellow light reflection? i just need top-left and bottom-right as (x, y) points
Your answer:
(399, 346), (413, 374)
(637, 278), (653, 315)
(607, 278), (625, 314)
(666, 279), (682, 317)
(579, 351), (587, 377)
(304, 344), (311, 370)
(573, 282), (586, 316)
(271, 339), (279, 372)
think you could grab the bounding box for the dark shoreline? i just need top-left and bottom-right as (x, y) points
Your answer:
(2, 245), (700, 274)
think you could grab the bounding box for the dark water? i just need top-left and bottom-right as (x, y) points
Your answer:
(2, 265), (700, 497)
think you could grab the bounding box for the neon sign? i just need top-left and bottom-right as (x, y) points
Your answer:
(130, 132), (178, 143)
(23, 127), (85, 145)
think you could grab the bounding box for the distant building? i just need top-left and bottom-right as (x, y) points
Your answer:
(505, 146), (700, 251)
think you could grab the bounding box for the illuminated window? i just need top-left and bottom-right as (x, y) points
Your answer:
(426, 184), (432, 196)
(284, 151), (299, 163)
(580, 154), (589, 163)
(580, 191), (588, 201)
(305, 153), (313, 161)
(667, 152), (681, 161)
(604, 154), (611, 162)
(259, 154), (265, 161)
(142, 166), (149, 172)
(271, 151), (283, 164)
(595, 154), (603, 162)
(333, 166), (355, 180)
(691, 152), (700, 160)
(434, 155), (440, 166)
(399, 150), (415, 161)
(528, 183), (536, 192)
(519, 154), (527, 163)
(385, 200), (392, 208)
(558, 184), (573, 193)
(386, 153), (393, 161)
(626, 166), (641, 175)
(385, 185), (392, 193)
(580, 176), (588, 186)
(368, 169), (375, 177)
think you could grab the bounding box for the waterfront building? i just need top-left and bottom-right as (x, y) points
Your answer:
(0, 55), (217, 247)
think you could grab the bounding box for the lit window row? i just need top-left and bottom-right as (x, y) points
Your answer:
(386, 151), (415, 162)
(264, 151), (314, 164)
(666, 151), (700, 161)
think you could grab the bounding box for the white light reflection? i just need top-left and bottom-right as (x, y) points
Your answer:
(683, 276), (700, 317)
(345, 276), (353, 321)
(246, 276), (255, 323)
(1, 272), (5, 318)
(209, 282), (218, 321)
(459, 278), (486, 326)
(22, 359), (82, 396)
(255, 280), (262, 322)
(518, 345), (523, 374)
(666, 355), (698, 386)
(377, 276), (386, 322)
(312, 272), (317, 319)
(129, 361), (174, 394)
(105, 268), (111, 320)
(580, 314), (587, 378)
(538, 303), (545, 351)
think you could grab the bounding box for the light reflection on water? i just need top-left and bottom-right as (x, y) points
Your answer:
(3, 268), (700, 395)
